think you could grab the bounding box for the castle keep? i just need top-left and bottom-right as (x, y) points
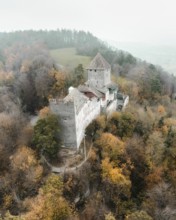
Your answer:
(50, 53), (129, 149)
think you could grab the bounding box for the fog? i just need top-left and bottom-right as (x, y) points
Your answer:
(1, 0), (176, 73)
(1, 0), (176, 45)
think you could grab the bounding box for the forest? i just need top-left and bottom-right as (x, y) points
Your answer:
(1, 29), (176, 220)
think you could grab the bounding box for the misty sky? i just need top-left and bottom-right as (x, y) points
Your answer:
(1, 0), (176, 45)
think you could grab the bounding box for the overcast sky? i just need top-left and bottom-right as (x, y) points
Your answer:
(0, 0), (176, 45)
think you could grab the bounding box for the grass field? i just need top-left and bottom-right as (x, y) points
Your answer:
(50, 48), (91, 69)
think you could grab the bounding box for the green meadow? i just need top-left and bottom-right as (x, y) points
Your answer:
(50, 48), (91, 69)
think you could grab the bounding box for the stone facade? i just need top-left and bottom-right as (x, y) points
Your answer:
(49, 53), (129, 149)
(50, 98), (77, 147)
(87, 69), (111, 88)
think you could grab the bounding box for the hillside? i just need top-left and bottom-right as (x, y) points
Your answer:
(50, 47), (91, 69)
(112, 41), (176, 74)
(1, 29), (176, 219)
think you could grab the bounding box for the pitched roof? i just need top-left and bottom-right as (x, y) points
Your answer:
(96, 87), (108, 94)
(78, 85), (104, 98)
(87, 53), (111, 70)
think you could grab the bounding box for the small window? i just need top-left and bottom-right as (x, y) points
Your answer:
(95, 70), (96, 72)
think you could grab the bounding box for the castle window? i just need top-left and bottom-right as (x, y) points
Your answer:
(95, 70), (96, 72)
(90, 69), (92, 71)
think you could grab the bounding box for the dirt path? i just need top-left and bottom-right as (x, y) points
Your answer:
(42, 145), (92, 174)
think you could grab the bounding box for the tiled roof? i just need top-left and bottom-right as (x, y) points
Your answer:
(87, 53), (111, 70)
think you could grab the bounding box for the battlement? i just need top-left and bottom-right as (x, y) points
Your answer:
(50, 98), (75, 115)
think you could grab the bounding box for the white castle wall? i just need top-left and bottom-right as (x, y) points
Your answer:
(106, 100), (117, 115)
(75, 98), (101, 148)
(108, 92), (115, 101)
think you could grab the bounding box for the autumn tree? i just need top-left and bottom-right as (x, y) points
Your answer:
(126, 136), (150, 198)
(101, 157), (131, 217)
(95, 132), (125, 162)
(105, 212), (116, 220)
(0, 211), (24, 220)
(24, 174), (72, 220)
(50, 69), (70, 98)
(76, 192), (104, 220)
(73, 64), (85, 86)
(101, 157), (131, 188)
(145, 166), (164, 189)
(0, 145), (43, 216)
(9, 44), (56, 113)
(143, 182), (176, 220)
(146, 131), (165, 167)
(39, 106), (51, 119)
(10, 146), (43, 199)
(0, 111), (26, 155)
(86, 115), (106, 140)
(161, 127), (176, 185)
(125, 210), (153, 220)
(107, 112), (136, 139)
(137, 67), (162, 102)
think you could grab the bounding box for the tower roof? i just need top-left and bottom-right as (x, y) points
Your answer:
(87, 53), (111, 70)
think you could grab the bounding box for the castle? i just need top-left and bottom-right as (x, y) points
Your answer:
(50, 53), (129, 149)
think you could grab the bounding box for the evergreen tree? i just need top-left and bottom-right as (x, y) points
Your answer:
(32, 114), (60, 158)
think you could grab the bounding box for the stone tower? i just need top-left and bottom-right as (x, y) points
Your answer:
(50, 87), (89, 149)
(87, 53), (111, 88)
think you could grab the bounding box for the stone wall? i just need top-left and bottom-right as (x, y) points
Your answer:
(106, 99), (117, 115)
(87, 69), (111, 88)
(50, 99), (77, 148)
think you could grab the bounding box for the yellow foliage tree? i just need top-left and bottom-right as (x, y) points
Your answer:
(125, 210), (153, 220)
(10, 146), (43, 199)
(50, 69), (68, 98)
(105, 212), (116, 220)
(0, 70), (13, 84)
(24, 174), (72, 220)
(164, 118), (176, 128)
(11, 146), (43, 177)
(101, 157), (131, 187)
(157, 105), (166, 116)
(95, 132), (124, 161)
(39, 106), (51, 118)
(0, 211), (24, 220)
